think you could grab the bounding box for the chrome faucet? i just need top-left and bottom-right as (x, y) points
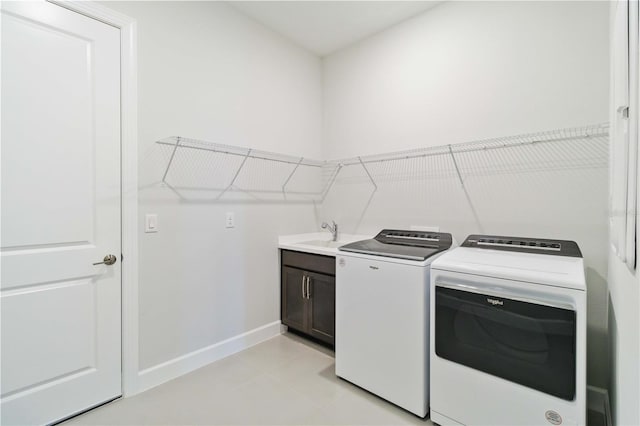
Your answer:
(321, 221), (338, 242)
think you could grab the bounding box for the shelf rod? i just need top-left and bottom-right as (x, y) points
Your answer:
(164, 185), (323, 196)
(162, 137), (182, 183)
(156, 140), (322, 168)
(281, 157), (304, 199)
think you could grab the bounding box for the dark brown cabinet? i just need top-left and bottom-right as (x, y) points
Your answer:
(281, 250), (336, 345)
(282, 266), (306, 331)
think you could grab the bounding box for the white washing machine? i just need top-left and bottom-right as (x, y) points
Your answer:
(430, 235), (586, 426)
(335, 230), (453, 417)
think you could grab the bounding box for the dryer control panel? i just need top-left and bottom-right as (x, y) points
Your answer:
(462, 235), (582, 257)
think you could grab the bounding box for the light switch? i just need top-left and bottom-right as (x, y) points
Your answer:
(226, 212), (235, 228)
(145, 214), (158, 233)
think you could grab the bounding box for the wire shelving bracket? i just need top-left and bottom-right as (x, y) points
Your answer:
(358, 156), (378, 190)
(281, 157), (304, 200)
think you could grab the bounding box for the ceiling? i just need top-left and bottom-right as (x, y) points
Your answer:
(227, 1), (441, 56)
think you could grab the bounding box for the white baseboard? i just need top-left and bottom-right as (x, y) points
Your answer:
(136, 321), (283, 394)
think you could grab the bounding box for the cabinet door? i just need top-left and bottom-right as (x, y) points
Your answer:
(307, 271), (335, 345)
(282, 266), (306, 332)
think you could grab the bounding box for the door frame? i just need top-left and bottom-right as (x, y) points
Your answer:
(47, 0), (140, 397)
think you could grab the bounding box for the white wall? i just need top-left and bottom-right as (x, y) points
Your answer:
(323, 1), (608, 159)
(607, 2), (640, 424)
(322, 1), (611, 388)
(99, 1), (323, 374)
(607, 258), (640, 425)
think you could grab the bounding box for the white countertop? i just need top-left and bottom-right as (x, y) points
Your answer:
(278, 232), (372, 257)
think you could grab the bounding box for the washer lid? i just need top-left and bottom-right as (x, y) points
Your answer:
(339, 229), (453, 261)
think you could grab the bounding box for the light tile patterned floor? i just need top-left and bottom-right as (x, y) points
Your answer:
(63, 333), (432, 425)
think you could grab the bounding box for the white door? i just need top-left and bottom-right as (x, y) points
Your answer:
(1, 1), (122, 424)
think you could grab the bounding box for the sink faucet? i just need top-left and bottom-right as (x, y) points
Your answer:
(321, 221), (338, 242)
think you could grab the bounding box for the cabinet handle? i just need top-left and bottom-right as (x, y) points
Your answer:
(301, 275), (306, 299)
(306, 276), (311, 299)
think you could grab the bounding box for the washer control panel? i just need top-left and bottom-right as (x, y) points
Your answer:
(375, 229), (453, 248)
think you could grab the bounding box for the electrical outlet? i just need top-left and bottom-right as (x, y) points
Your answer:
(226, 212), (235, 228)
(145, 214), (158, 233)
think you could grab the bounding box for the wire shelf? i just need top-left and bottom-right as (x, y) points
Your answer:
(157, 136), (327, 201)
(157, 136), (324, 168)
(156, 123), (609, 202)
(335, 123), (609, 166)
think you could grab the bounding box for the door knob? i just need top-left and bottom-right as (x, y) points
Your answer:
(93, 254), (117, 266)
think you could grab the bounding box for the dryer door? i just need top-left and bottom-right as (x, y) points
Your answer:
(434, 277), (577, 401)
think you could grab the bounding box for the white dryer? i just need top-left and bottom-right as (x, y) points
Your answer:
(430, 235), (586, 426)
(336, 230), (453, 417)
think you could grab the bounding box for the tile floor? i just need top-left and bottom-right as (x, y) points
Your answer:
(63, 333), (432, 425)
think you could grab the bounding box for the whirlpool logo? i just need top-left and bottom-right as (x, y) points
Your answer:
(545, 410), (562, 425)
(486, 298), (504, 306)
